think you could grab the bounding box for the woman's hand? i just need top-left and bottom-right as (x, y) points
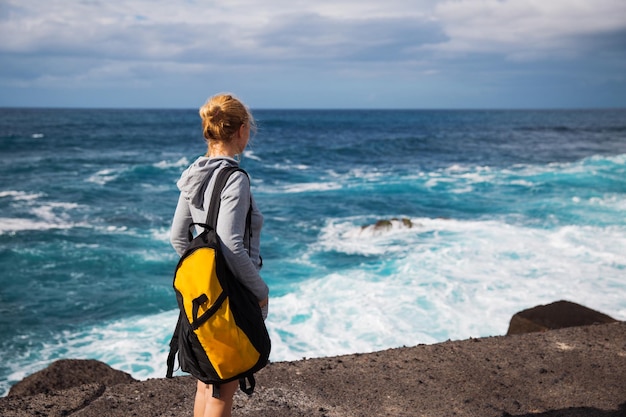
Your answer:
(259, 297), (269, 320)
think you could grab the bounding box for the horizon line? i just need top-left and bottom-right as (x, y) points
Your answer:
(1, 106), (625, 112)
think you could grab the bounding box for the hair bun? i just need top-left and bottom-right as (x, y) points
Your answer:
(199, 93), (255, 142)
(209, 106), (222, 123)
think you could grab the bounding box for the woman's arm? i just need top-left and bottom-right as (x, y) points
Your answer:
(170, 193), (193, 256)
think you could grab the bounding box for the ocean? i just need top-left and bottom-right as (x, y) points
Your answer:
(1, 108), (625, 396)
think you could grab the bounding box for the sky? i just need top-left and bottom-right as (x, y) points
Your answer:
(1, 0), (625, 109)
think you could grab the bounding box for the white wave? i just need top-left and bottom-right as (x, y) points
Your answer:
(318, 215), (626, 262)
(281, 182), (342, 193)
(105, 225), (128, 233)
(260, 167), (388, 194)
(423, 172), (486, 191)
(151, 227), (171, 243)
(269, 160), (311, 171)
(318, 217), (419, 256)
(3, 311), (180, 391)
(137, 249), (177, 263)
(0, 201), (85, 234)
(606, 153), (626, 163)
(512, 153), (624, 177)
(31, 133), (44, 138)
(424, 176), (447, 188)
(587, 194), (626, 211)
(450, 185), (474, 194)
(584, 153), (626, 165)
(268, 216), (626, 361)
(268, 273), (443, 361)
(243, 150), (261, 161)
(344, 168), (385, 181)
(257, 180), (342, 194)
(30, 202), (80, 222)
(86, 168), (124, 185)
(445, 164), (493, 176)
(422, 165), (497, 191)
(424, 154), (625, 192)
(153, 157), (189, 169)
(0, 217), (75, 234)
(510, 180), (535, 187)
(268, 158), (620, 197)
(0, 190), (44, 201)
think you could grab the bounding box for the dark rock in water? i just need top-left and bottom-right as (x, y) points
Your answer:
(365, 217), (414, 231)
(8, 359), (135, 397)
(506, 300), (618, 335)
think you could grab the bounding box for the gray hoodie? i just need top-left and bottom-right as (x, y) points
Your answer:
(170, 156), (268, 303)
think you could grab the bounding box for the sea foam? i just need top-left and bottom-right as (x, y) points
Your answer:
(265, 215), (626, 362)
(1, 311), (180, 393)
(0, 196), (88, 234)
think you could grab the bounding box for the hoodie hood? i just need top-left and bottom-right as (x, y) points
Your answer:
(176, 156), (238, 209)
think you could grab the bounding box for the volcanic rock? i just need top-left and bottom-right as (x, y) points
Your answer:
(506, 300), (618, 335)
(8, 359), (135, 397)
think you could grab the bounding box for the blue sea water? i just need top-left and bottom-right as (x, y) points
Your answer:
(1, 108), (625, 396)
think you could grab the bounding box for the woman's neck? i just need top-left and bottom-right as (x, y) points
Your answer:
(207, 141), (238, 158)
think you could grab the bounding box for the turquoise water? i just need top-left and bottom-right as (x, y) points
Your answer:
(1, 108), (625, 395)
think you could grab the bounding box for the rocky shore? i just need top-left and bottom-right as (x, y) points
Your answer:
(2, 301), (625, 417)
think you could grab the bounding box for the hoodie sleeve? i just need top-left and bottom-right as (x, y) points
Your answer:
(217, 171), (269, 301)
(170, 193), (193, 256)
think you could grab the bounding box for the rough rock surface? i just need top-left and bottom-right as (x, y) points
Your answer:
(2, 322), (625, 417)
(507, 300), (618, 335)
(8, 359), (136, 397)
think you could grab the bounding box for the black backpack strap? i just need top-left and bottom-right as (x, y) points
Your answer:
(210, 376), (255, 399)
(206, 166), (254, 253)
(191, 292), (228, 330)
(246, 201), (252, 249)
(212, 384), (221, 399)
(206, 166), (248, 229)
(166, 311), (183, 379)
(239, 375), (256, 396)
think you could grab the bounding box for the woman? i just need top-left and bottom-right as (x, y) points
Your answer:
(170, 93), (269, 417)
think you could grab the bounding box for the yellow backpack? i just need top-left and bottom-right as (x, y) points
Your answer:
(166, 167), (270, 398)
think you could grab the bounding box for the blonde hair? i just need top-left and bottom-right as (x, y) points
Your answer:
(199, 93), (255, 143)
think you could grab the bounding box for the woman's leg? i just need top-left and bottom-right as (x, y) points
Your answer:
(203, 380), (240, 417)
(194, 380), (207, 417)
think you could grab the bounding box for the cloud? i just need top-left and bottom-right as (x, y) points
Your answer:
(0, 0), (446, 90)
(251, 13), (445, 63)
(3, 0), (624, 64)
(430, 0), (626, 60)
(0, 0), (624, 107)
